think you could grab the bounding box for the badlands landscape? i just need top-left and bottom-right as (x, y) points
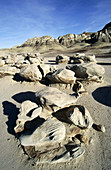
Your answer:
(0, 22), (111, 170)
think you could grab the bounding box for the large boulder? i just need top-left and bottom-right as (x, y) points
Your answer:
(35, 87), (80, 112)
(53, 105), (93, 129)
(19, 64), (42, 81)
(19, 118), (66, 147)
(47, 68), (76, 84)
(67, 63), (105, 81)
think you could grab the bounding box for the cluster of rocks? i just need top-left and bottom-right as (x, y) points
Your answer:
(0, 52), (104, 163)
(0, 53), (45, 78)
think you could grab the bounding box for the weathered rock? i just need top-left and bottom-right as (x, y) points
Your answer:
(54, 105), (93, 129)
(29, 57), (41, 64)
(24, 143), (84, 163)
(0, 59), (5, 67)
(76, 53), (86, 57)
(47, 68), (76, 84)
(66, 125), (81, 138)
(0, 66), (19, 77)
(67, 105), (93, 129)
(5, 55), (15, 65)
(14, 100), (42, 133)
(27, 53), (40, 58)
(67, 63), (105, 81)
(56, 54), (69, 64)
(19, 64), (42, 81)
(38, 64), (56, 77)
(73, 81), (86, 93)
(19, 118), (66, 147)
(15, 59), (30, 69)
(35, 87), (80, 112)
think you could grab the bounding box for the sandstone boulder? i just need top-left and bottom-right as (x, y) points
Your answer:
(67, 63), (105, 81)
(53, 105), (93, 129)
(19, 118), (66, 147)
(19, 64), (42, 81)
(35, 87), (80, 112)
(38, 64), (56, 77)
(66, 105), (93, 129)
(47, 68), (76, 84)
(0, 66), (19, 77)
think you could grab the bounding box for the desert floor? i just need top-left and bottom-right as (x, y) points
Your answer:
(0, 54), (111, 170)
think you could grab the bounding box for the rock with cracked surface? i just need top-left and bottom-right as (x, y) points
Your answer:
(47, 68), (76, 84)
(35, 87), (80, 112)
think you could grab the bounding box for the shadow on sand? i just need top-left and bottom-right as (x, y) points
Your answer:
(97, 62), (111, 65)
(3, 91), (37, 135)
(12, 91), (36, 103)
(2, 101), (19, 135)
(92, 85), (111, 107)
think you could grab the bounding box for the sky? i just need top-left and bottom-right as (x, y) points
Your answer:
(0, 0), (111, 49)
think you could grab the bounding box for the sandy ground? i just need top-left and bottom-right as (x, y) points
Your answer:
(0, 56), (111, 170)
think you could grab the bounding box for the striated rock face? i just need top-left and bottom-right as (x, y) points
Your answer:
(19, 118), (66, 146)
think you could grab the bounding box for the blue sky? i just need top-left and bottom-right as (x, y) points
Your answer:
(0, 0), (111, 48)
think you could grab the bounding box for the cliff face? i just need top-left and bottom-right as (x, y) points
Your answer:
(18, 22), (111, 50)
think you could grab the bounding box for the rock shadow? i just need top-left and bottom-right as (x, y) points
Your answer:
(12, 91), (36, 104)
(97, 62), (111, 65)
(13, 73), (32, 82)
(92, 85), (111, 107)
(2, 101), (19, 135)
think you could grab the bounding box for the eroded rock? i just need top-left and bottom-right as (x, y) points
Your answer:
(0, 66), (19, 77)
(14, 100), (42, 133)
(19, 64), (42, 81)
(19, 118), (66, 147)
(35, 87), (80, 112)
(47, 68), (76, 84)
(67, 63), (105, 81)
